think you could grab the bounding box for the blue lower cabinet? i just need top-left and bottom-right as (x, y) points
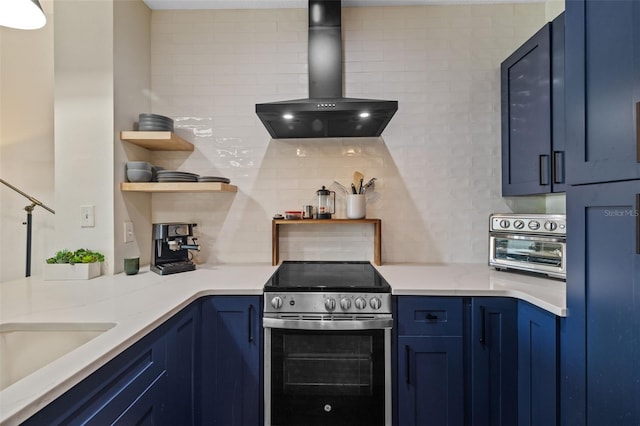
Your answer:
(23, 321), (170, 425)
(397, 336), (464, 426)
(470, 298), (518, 426)
(395, 296), (465, 426)
(23, 302), (202, 426)
(165, 301), (201, 425)
(200, 296), (262, 426)
(518, 300), (558, 426)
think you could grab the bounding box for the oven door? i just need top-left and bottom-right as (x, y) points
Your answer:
(489, 233), (566, 278)
(264, 319), (391, 426)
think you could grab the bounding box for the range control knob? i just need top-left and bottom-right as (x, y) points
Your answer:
(514, 220), (525, 230)
(355, 297), (367, 310)
(528, 220), (540, 230)
(340, 298), (352, 310)
(270, 296), (283, 309)
(499, 219), (510, 229)
(370, 297), (382, 310)
(325, 298), (336, 312)
(544, 221), (558, 231)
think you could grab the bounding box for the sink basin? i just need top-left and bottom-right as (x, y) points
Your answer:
(0, 322), (116, 390)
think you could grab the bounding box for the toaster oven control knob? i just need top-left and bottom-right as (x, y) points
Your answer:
(514, 220), (525, 230)
(544, 221), (558, 231)
(370, 297), (382, 310)
(270, 296), (283, 309)
(340, 298), (352, 310)
(325, 298), (336, 312)
(528, 220), (540, 230)
(355, 297), (367, 310)
(500, 219), (510, 229)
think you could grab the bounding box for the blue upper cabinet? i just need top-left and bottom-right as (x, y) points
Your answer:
(501, 14), (566, 196)
(565, 0), (640, 184)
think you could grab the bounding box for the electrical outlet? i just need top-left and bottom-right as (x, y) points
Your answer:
(80, 205), (95, 227)
(124, 221), (134, 243)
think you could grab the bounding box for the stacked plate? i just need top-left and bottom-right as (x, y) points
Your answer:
(198, 176), (231, 184)
(156, 170), (199, 182)
(138, 113), (174, 132)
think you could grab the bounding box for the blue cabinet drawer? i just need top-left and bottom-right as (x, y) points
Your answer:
(396, 296), (464, 337)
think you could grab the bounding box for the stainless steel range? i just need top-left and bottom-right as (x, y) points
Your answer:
(263, 261), (392, 426)
(489, 213), (567, 279)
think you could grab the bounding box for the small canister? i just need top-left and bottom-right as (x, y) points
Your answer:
(303, 205), (314, 219)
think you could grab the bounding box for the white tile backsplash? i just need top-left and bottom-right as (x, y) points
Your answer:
(150, 4), (548, 265)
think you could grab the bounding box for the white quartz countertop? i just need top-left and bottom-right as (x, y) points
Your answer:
(0, 262), (565, 425)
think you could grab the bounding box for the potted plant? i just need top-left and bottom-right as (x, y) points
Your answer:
(43, 248), (105, 280)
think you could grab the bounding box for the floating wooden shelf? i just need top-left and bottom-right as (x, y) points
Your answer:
(120, 182), (237, 193)
(120, 131), (194, 151)
(272, 218), (382, 266)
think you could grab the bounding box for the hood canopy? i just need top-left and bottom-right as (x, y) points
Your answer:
(255, 0), (398, 139)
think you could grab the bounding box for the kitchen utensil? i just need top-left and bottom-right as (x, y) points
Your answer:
(316, 186), (335, 219)
(362, 177), (377, 194)
(353, 171), (364, 189)
(331, 181), (349, 196)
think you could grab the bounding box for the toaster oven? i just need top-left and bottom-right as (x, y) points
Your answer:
(489, 214), (566, 280)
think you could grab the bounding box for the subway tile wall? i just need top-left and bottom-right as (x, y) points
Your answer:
(149, 4), (546, 265)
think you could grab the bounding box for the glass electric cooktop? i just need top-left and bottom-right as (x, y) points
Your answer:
(264, 261), (391, 293)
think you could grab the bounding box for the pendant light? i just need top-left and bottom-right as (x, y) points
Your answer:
(0, 0), (47, 30)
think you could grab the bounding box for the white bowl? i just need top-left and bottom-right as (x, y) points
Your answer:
(127, 169), (152, 182)
(126, 161), (151, 171)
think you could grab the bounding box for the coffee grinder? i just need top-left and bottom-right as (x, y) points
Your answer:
(151, 223), (201, 275)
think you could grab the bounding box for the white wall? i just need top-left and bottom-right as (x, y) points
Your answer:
(114, 1), (152, 272)
(0, 0), (55, 281)
(149, 4), (547, 265)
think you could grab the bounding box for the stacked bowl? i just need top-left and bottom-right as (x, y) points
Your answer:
(138, 113), (173, 132)
(126, 161), (152, 182)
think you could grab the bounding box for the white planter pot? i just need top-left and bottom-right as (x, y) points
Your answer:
(43, 262), (102, 280)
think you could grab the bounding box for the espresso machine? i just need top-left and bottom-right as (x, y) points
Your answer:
(151, 223), (201, 275)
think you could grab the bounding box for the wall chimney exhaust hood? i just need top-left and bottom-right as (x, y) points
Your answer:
(255, 0), (398, 139)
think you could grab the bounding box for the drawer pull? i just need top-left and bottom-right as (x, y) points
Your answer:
(425, 313), (438, 321)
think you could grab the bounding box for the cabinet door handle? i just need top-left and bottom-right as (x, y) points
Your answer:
(539, 155), (550, 186)
(635, 102), (639, 163)
(552, 151), (565, 184)
(405, 345), (411, 384)
(248, 304), (254, 343)
(636, 194), (640, 255)
(426, 313), (438, 321)
(479, 306), (486, 345)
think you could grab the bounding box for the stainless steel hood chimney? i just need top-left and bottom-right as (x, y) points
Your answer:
(255, 0), (398, 139)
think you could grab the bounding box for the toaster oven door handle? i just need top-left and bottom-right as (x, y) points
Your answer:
(263, 317), (393, 330)
(491, 233), (566, 243)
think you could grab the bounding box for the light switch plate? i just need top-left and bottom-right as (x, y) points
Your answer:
(80, 205), (95, 227)
(124, 221), (134, 243)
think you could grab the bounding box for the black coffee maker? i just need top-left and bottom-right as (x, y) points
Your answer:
(151, 223), (200, 275)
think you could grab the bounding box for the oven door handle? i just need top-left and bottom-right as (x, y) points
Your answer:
(263, 317), (393, 330)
